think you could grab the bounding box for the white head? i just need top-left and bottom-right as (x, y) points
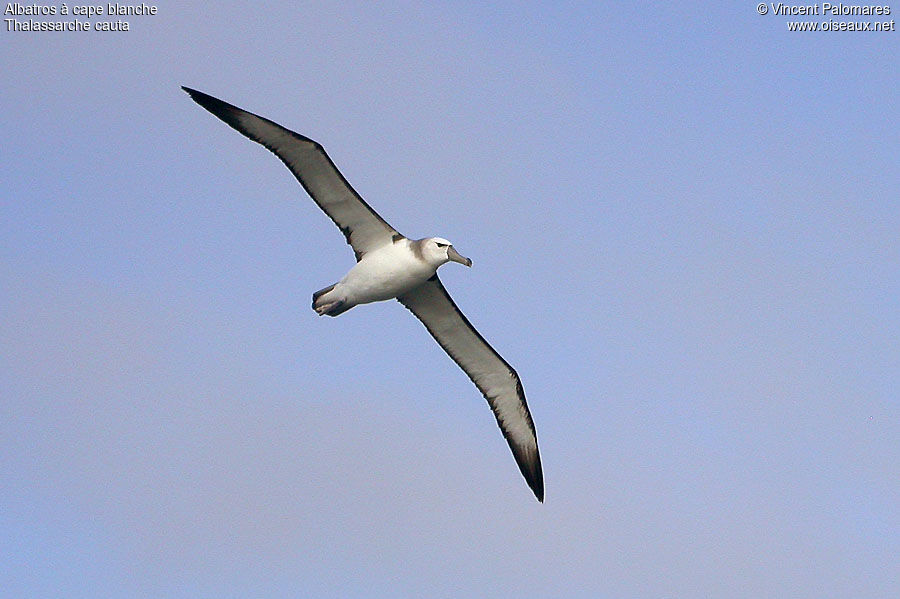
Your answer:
(417, 237), (472, 268)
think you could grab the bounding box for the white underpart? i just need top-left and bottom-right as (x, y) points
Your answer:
(337, 239), (436, 306)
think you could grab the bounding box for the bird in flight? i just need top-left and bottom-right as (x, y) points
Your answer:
(183, 87), (543, 501)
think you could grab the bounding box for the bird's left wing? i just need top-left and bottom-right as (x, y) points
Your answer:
(182, 87), (399, 260)
(398, 275), (544, 501)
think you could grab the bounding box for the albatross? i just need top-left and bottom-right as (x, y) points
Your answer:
(182, 87), (544, 502)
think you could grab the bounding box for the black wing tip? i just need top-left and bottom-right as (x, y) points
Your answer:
(181, 86), (324, 152)
(181, 85), (211, 104)
(511, 441), (544, 502)
(181, 86), (239, 121)
(525, 458), (544, 502)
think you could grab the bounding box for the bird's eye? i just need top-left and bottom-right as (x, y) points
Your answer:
(435, 242), (448, 248)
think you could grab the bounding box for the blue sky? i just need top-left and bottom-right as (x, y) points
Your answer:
(3, 2), (898, 597)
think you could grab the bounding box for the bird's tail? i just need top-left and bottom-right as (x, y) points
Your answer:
(312, 284), (353, 317)
(312, 284), (336, 305)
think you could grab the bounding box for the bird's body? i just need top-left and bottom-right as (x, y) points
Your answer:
(314, 236), (466, 316)
(183, 86), (543, 501)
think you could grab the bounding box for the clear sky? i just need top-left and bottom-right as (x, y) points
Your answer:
(3, 2), (898, 597)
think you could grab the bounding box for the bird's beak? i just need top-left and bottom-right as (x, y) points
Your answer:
(447, 246), (472, 267)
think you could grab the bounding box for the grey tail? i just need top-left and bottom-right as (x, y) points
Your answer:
(312, 284), (336, 305)
(324, 301), (353, 317)
(312, 284), (354, 317)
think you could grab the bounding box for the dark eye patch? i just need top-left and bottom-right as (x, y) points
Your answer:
(435, 242), (448, 248)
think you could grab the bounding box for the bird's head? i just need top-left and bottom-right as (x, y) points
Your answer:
(422, 237), (472, 268)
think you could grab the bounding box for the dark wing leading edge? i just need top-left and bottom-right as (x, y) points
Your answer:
(398, 275), (544, 502)
(182, 87), (399, 260)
